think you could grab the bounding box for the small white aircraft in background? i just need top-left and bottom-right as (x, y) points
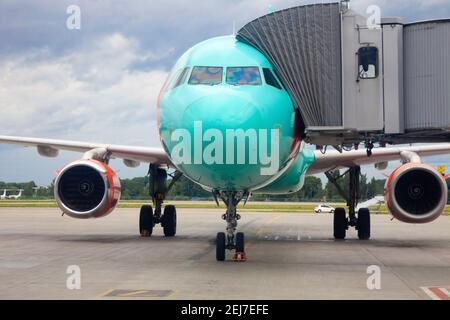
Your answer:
(6, 189), (23, 200)
(0, 189), (23, 200)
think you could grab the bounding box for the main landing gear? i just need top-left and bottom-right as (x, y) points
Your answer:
(139, 164), (182, 238)
(325, 166), (371, 240)
(214, 191), (248, 262)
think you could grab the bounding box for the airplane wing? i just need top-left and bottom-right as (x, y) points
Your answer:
(0, 135), (173, 167)
(2, 135), (450, 174)
(307, 144), (450, 175)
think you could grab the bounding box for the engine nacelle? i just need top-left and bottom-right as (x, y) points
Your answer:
(54, 160), (121, 219)
(385, 163), (447, 223)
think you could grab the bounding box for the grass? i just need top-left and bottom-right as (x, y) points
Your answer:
(0, 199), (449, 215)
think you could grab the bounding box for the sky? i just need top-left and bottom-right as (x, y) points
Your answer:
(1, 0), (450, 186)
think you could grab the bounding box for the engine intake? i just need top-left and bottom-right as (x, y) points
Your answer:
(55, 160), (121, 219)
(385, 163), (447, 223)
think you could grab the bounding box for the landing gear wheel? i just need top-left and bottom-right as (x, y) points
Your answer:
(236, 232), (245, 253)
(357, 208), (371, 240)
(139, 205), (154, 237)
(162, 205), (177, 237)
(216, 232), (226, 261)
(334, 208), (347, 240)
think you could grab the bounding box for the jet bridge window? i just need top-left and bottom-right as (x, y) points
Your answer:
(226, 67), (262, 85)
(358, 47), (378, 79)
(188, 67), (223, 85)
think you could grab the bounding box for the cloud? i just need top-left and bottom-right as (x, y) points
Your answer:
(0, 33), (168, 146)
(0, 31), (169, 184)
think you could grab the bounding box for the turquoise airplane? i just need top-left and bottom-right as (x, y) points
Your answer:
(1, 35), (450, 261)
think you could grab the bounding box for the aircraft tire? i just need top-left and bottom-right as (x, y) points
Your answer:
(236, 232), (245, 252)
(334, 208), (347, 240)
(139, 205), (154, 237)
(357, 208), (371, 240)
(216, 232), (226, 261)
(162, 205), (177, 237)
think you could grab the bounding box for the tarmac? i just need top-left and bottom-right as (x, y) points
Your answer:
(0, 207), (449, 300)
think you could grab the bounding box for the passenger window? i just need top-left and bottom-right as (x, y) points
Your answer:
(358, 47), (378, 79)
(263, 68), (282, 89)
(226, 67), (262, 86)
(188, 67), (223, 86)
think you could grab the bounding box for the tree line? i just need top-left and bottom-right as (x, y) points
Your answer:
(0, 171), (383, 202)
(3, 172), (450, 203)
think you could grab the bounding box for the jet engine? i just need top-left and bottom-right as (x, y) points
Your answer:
(385, 163), (447, 223)
(54, 160), (121, 219)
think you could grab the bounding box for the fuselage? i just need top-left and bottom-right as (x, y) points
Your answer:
(158, 35), (313, 192)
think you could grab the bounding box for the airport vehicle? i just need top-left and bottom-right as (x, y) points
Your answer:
(314, 204), (335, 214)
(1, 4), (450, 261)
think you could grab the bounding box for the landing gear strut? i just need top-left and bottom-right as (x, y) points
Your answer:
(325, 166), (371, 240)
(215, 191), (247, 261)
(139, 164), (182, 238)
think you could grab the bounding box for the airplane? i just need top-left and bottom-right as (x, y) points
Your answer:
(7, 189), (23, 200)
(1, 35), (450, 261)
(0, 189), (7, 200)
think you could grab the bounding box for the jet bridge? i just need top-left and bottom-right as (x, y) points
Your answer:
(237, 2), (450, 148)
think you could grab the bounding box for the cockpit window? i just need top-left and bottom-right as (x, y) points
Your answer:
(172, 67), (190, 89)
(263, 68), (282, 90)
(188, 67), (223, 85)
(166, 67), (190, 92)
(226, 67), (262, 86)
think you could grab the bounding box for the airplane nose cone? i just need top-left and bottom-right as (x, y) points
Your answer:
(183, 93), (263, 128)
(176, 93), (271, 190)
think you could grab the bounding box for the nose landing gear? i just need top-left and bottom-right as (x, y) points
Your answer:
(215, 191), (248, 261)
